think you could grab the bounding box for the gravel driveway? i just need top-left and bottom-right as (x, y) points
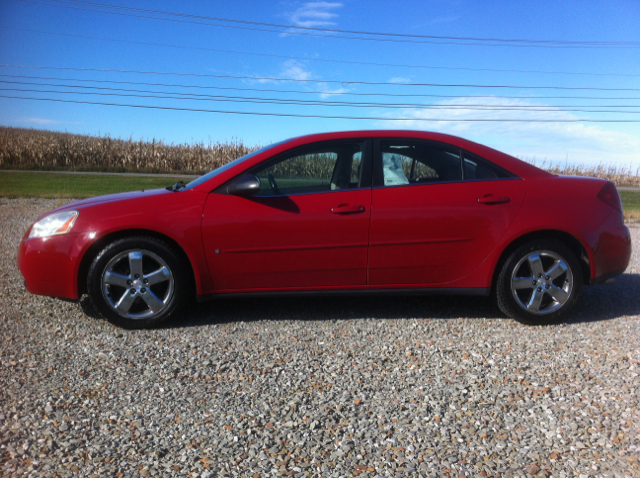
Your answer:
(1, 198), (639, 478)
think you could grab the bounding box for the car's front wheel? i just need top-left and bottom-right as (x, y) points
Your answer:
(496, 239), (583, 325)
(87, 237), (189, 329)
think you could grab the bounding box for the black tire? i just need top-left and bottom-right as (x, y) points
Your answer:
(496, 239), (583, 325)
(87, 236), (190, 329)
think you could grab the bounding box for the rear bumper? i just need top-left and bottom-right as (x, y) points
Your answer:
(590, 268), (627, 285)
(17, 232), (94, 300)
(585, 210), (632, 281)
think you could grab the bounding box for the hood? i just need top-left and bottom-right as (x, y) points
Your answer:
(53, 188), (171, 212)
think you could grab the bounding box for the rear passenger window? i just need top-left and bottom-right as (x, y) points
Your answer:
(381, 141), (462, 186)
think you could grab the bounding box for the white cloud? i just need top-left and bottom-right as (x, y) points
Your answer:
(248, 62), (352, 100)
(280, 60), (313, 81)
(249, 60), (314, 84)
(15, 117), (61, 125)
(248, 61), (350, 100)
(286, 2), (343, 28)
(252, 64), (351, 100)
(316, 82), (349, 98)
(429, 15), (460, 25)
(388, 77), (412, 84)
(378, 97), (640, 167)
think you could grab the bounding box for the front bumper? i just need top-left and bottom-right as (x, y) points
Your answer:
(17, 232), (95, 300)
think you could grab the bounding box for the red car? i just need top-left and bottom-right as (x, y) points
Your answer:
(18, 130), (631, 329)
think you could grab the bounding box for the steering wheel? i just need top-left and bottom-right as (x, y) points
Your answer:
(267, 173), (281, 195)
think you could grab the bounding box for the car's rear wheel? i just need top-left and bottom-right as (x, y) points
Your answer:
(496, 239), (583, 325)
(87, 237), (189, 329)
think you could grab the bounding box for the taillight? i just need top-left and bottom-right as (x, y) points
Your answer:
(597, 181), (623, 212)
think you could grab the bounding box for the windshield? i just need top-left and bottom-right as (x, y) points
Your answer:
(183, 140), (289, 191)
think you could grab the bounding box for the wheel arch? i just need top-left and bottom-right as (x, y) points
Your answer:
(77, 229), (197, 297)
(491, 229), (591, 292)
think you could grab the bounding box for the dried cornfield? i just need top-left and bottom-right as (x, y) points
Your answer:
(530, 159), (640, 188)
(1, 127), (639, 186)
(0, 127), (257, 174)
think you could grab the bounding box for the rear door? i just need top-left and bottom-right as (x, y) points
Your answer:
(368, 139), (525, 285)
(201, 139), (373, 291)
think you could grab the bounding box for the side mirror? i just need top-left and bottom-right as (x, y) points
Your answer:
(227, 175), (261, 196)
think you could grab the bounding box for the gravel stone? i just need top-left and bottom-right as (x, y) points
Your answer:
(1, 198), (639, 477)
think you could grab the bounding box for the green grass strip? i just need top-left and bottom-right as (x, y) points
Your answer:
(0, 172), (189, 198)
(620, 190), (640, 212)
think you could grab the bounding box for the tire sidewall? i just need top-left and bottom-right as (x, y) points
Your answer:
(87, 237), (189, 329)
(497, 239), (583, 325)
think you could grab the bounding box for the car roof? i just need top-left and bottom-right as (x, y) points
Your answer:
(191, 130), (549, 192)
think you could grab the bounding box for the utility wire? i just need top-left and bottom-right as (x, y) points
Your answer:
(23, 0), (640, 48)
(3, 94), (639, 122)
(3, 81), (640, 111)
(3, 74), (640, 101)
(1, 64), (639, 92)
(14, 0), (639, 49)
(4, 86), (640, 114)
(63, 0), (640, 46)
(4, 27), (638, 78)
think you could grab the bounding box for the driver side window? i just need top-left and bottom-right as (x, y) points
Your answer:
(253, 142), (365, 196)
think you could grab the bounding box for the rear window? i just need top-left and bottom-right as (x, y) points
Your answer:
(463, 153), (513, 180)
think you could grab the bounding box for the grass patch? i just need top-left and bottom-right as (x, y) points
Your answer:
(0, 164), (206, 176)
(620, 190), (640, 211)
(620, 190), (640, 222)
(0, 172), (190, 198)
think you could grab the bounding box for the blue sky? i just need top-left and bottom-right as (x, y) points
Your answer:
(1, 0), (639, 168)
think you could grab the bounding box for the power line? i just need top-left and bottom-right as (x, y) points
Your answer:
(24, 0), (640, 48)
(14, 0), (639, 49)
(3, 94), (640, 122)
(2, 64), (639, 92)
(4, 74), (640, 101)
(6, 86), (640, 114)
(3, 82), (640, 112)
(4, 26), (638, 78)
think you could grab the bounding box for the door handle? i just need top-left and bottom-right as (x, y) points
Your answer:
(478, 195), (510, 205)
(331, 204), (366, 214)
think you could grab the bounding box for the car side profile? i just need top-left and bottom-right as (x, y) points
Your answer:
(17, 130), (632, 329)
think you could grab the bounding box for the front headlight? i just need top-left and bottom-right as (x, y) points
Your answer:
(28, 211), (79, 239)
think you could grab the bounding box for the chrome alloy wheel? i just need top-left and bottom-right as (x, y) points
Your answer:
(101, 249), (174, 319)
(510, 250), (574, 315)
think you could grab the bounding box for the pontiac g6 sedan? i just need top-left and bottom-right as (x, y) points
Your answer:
(18, 130), (631, 329)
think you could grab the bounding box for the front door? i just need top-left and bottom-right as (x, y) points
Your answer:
(201, 140), (372, 292)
